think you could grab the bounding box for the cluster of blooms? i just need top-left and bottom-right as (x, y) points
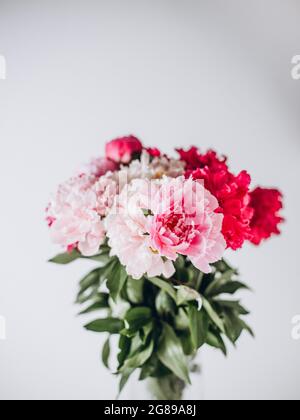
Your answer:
(46, 136), (284, 279)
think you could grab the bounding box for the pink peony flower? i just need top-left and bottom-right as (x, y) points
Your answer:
(47, 175), (105, 256)
(105, 179), (175, 280)
(92, 175), (119, 216)
(83, 157), (118, 178)
(149, 155), (186, 179)
(105, 176), (226, 278)
(106, 136), (143, 164)
(149, 178), (226, 273)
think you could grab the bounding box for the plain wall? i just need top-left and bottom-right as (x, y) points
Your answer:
(0, 0), (299, 400)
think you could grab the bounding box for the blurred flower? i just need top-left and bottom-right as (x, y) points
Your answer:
(249, 187), (284, 245)
(146, 147), (161, 158)
(106, 135), (143, 164)
(150, 155), (185, 179)
(47, 175), (105, 256)
(81, 157), (118, 177)
(177, 147), (227, 177)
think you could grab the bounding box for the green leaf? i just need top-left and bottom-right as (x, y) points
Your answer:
(194, 270), (205, 291)
(121, 340), (154, 371)
(124, 307), (152, 333)
(84, 318), (124, 334)
(142, 209), (153, 217)
(102, 338), (110, 369)
(107, 263), (128, 302)
(202, 297), (225, 334)
(178, 330), (194, 356)
(49, 246), (111, 265)
(214, 259), (238, 274)
(117, 335), (132, 369)
(205, 269), (236, 295)
(140, 322), (154, 344)
(147, 375), (185, 401)
(213, 299), (249, 315)
(186, 265), (198, 283)
(188, 305), (208, 350)
(102, 258), (118, 280)
(49, 250), (81, 264)
(216, 281), (249, 295)
(174, 255), (185, 270)
(139, 355), (158, 380)
(126, 277), (144, 304)
(176, 285), (202, 309)
(88, 254), (110, 264)
(147, 277), (177, 301)
(76, 268), (104, 304)
(79, 268), (102, 289)
(175, 308), (190, 331)
(157, 323), (190, 384)
(222, 309), (245, 343)
(155, 291), (176, 317)
(239, 319), (254, 337)
(206, 330), (227, 356)
(206, 274), (249, 296)
(139, 355), (171, 380)
(79, 293), (109, 314)
(118, 369), (134, 397)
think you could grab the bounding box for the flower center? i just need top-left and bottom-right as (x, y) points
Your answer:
(149, 247), (159, 254)
(157, 212), (194, 245)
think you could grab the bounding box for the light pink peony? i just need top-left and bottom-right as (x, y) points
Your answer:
(149, 177), (226, 273)
(92, 175), (118, 217)
(88, 157), (118, 177)
(105, 179), (175, 280)
(47, 175), (105, 256)
(80, 157), (118, 178)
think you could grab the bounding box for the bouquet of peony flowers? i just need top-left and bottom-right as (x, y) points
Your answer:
(47, 135), (284, 400)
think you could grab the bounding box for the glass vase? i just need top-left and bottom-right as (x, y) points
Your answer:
(121, 357), (204, 401)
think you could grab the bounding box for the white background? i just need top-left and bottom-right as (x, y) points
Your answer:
(0, 0), (300, 400)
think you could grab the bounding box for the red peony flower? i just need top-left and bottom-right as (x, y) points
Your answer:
(177, 147), (228, 177)
(106, 135), (143, 164)
(249, 187), (284, 245)
(178, 147), (254, 250)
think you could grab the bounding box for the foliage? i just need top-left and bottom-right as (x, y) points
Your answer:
(50, 246), (253, 399)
